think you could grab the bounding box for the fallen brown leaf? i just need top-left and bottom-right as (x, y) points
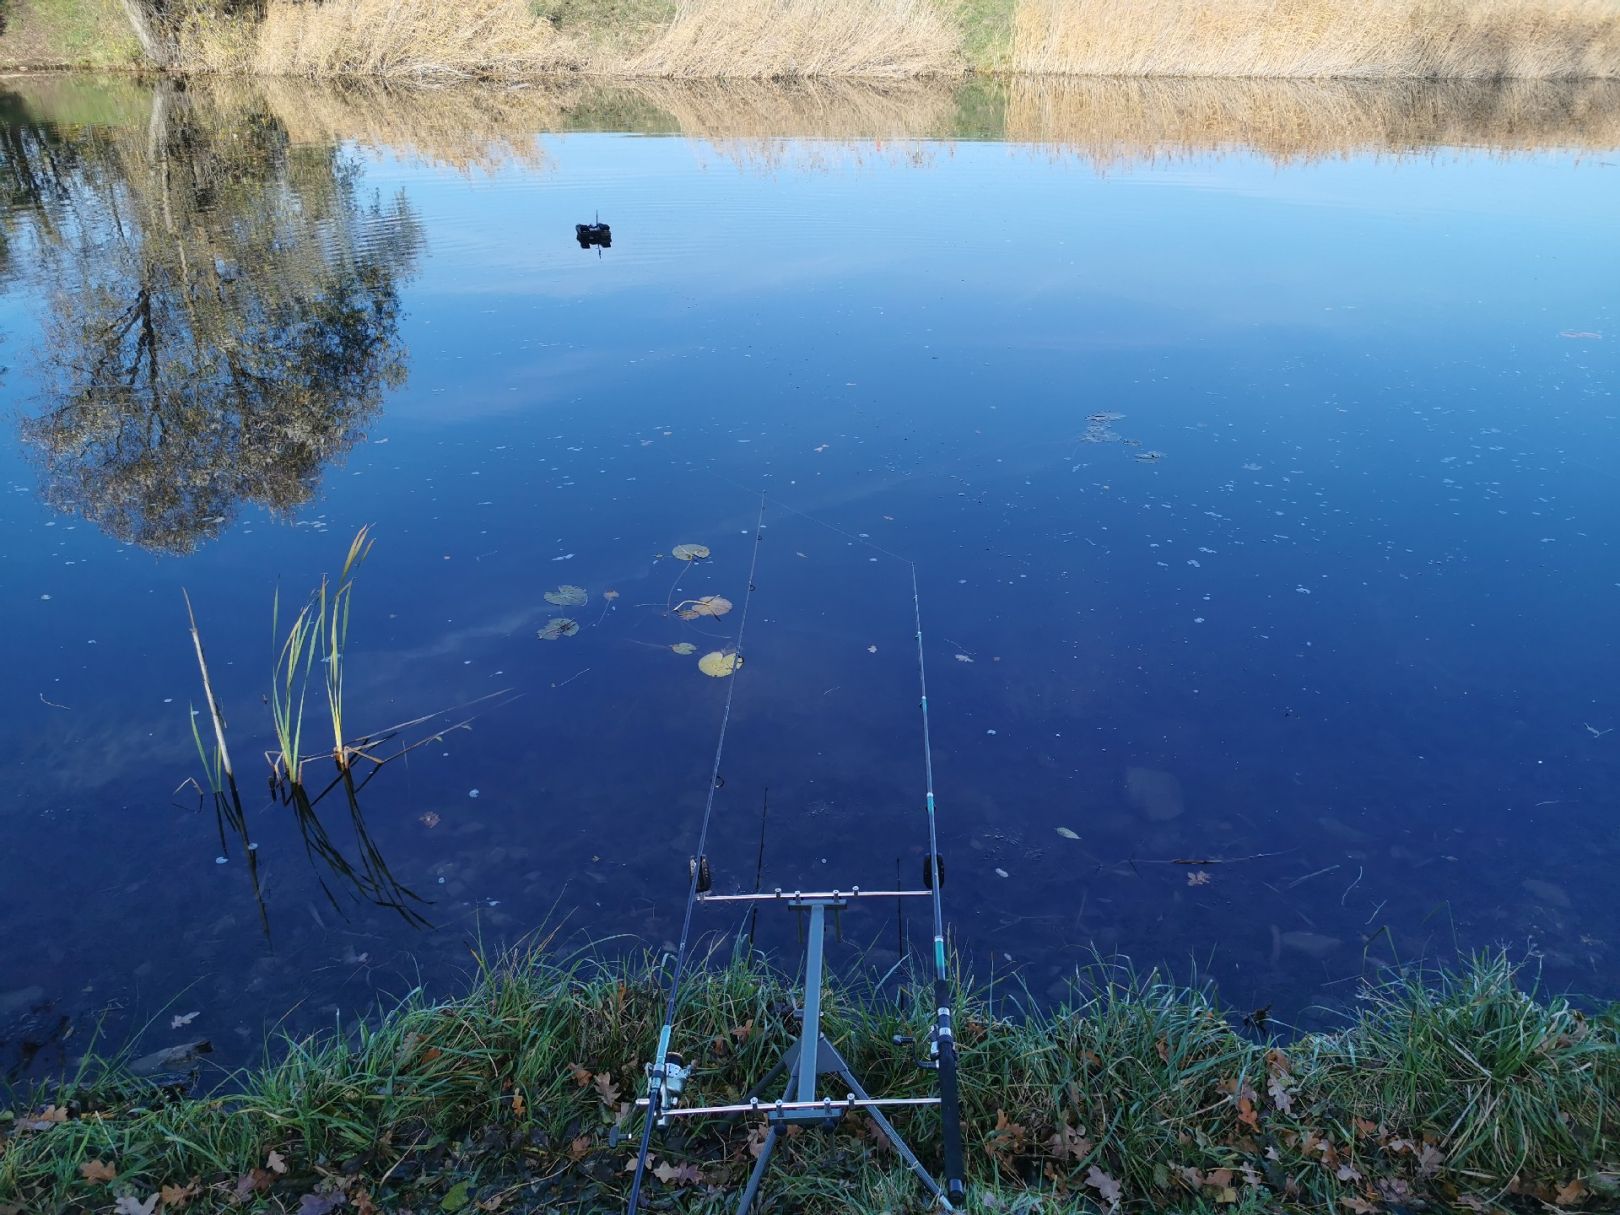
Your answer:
(1556, 1178), (1587, 1206)
(79, 1160), (118, 1184)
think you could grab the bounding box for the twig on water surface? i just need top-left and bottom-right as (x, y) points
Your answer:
(551, 668), (589, 689)
(38, 693), (70, 710)
(1341, 865), (1364, 906)
(1109, 848), (1296, 873)
(1284, 863), (1341, 890)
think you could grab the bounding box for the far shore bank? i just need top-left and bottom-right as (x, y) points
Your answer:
(3, 0), (1620, 82)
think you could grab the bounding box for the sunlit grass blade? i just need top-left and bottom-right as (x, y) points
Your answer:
(182, 588), (235, 784)
(324, 525), (373, 772)
(269, 584), (321, 791)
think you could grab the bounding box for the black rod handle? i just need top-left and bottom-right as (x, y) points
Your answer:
(934, 981), (967, 1205)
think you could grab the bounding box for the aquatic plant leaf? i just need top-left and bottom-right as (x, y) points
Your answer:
(671, 642), (697, 655)
(672, 543), (710, 561)
(537, 618), (580, 640)
(1187, 871), (1211, 886)
(544, 585), (589, 607)
(602, 590), (620, 600)
(698, 651), (743, 678)
(676, 594), (732, 620)
(419, 812), (441, 828)
(171, 1010), (199, 1029)
(1055, 827), (1080, 840)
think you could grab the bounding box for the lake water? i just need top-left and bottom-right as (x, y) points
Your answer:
(2, 74), (1617, 1081)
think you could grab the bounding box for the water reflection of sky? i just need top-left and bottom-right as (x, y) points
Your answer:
(2, 116), (1617, 1078)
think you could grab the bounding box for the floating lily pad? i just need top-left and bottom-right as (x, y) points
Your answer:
(698, 651), (743, 678)
(537, 617), (580, 640)
(676, 594), (733, 621)
(671, 642), (697, 655)
(672, 543), (710, 561)
(544, 585), (589, 607)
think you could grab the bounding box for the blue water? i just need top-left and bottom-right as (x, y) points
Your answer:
(2, 79), (1617, 1078)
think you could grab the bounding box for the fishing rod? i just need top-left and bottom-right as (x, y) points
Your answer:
(625, 492), (966, 1213)
(911, 560), (968, 1207)
(626, 495), (767, 1213)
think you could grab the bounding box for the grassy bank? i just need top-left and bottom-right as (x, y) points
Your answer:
(5, 0), (1620, 79)
(1, 948), (1616, 1213)
(0, 0), (137, 69)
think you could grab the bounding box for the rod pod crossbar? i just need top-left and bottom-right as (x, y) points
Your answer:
(642, 891), (959, 1214)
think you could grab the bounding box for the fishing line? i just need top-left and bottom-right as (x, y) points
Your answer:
(627, 493), (767, 1210)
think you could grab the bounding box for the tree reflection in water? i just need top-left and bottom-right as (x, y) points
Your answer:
(5, 82), (422, 554)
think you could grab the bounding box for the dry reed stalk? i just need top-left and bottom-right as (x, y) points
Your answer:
(1011, 0), (1620, 79)
(1004, 76), (1620, 164)
(182, 588), (236, 783)
(627, 0), (964, 78)
(242, 0), (580, 80)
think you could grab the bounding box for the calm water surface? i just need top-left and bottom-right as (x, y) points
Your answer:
(1, 76), (1616, 1079)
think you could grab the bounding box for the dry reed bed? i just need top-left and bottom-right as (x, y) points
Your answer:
(171, 0), (1620, 82)
(626, 0), (961, 78)
(1012, 0), (1620, 79)
(184, 0), (963, 81)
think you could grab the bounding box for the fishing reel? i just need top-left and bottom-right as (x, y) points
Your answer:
(644, 1051), (693, 1127)
(892, 1029), (944, 1072)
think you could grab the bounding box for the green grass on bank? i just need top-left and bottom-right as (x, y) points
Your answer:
(1, 948), (1616, 1213)
(0, 0), (138, 69)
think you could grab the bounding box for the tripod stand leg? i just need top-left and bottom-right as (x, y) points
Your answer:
(736, 1044), (801, 1215)
(729, 1038), (802, 1119)
(822, 1038), (953, 1210)
(735, 1124), (780, 1215)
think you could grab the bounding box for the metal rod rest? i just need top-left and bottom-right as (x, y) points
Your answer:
(635, 1096), (943, 1118)
(699, 888), (934, 903)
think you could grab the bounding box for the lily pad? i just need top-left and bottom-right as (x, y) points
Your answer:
(698, 651), (743, 678)
(544, 585), (589, 607)
(676, 594), (733, 621)
(672, 543), (710, 561)
(671, 642), (698, 655)
(537, 617), (580, 640)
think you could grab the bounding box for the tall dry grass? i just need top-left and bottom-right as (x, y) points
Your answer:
(181, 0), (962, 80)
(1011, 0), (1620, 79)
(624, 0), (963, 78)
(192, 0), (582, 80)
